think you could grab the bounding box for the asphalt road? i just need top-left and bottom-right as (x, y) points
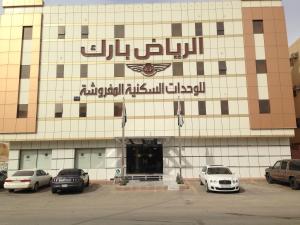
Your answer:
(0, 180), (300, 225)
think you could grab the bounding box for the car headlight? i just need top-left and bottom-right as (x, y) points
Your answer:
(232, 179), (239, 184)
(209, 180), (217, 183)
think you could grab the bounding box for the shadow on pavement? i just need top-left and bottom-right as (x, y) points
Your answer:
(54, 184), (102, 195)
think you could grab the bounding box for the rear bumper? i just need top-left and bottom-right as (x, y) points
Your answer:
(52, 182), (82, 190)
(4, 182), (32, 190)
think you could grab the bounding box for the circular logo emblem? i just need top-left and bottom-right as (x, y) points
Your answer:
(142, 63), (155, 77)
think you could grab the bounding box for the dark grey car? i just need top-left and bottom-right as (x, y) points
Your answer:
(51, 169), (89, 193)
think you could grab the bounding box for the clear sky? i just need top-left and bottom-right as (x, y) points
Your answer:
(0, 0), (299, 45)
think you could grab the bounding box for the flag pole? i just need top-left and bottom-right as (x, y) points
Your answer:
(121, 98), (126, 181)
(177, 97), (183, 180)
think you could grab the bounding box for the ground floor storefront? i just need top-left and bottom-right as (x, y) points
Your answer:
(6, 137), (291, 179)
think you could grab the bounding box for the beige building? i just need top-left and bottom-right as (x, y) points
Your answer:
(0, 0), (296, 180)
(290, 38), (300, 159)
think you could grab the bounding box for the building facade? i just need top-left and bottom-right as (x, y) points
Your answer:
(290, 38), (300, 159)
(0, 0), (296, 179)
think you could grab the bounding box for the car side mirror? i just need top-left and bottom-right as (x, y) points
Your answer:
(83, 172), (88, 176)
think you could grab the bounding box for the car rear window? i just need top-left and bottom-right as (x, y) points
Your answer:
(58, 169), (81, 176)
(289, 161), (300, 171)
(13, 171), (34, 176)
(207, 167), (232, 175)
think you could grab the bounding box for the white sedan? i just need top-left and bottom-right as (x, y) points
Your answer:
(4, 169), (52, 192)
(199, 165), (240, 193)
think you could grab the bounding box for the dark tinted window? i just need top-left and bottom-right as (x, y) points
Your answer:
(195, 23), (203, 36)
(207, 167), (232, 175)
(79, 103), (87, 117)
(173, 62), (183, 76)
(219, 61), (227, 75)
(256, 60), (267, 74)
(197, 61), (204, 75)
(198, 101), (206, 115)
(217, 22), (224, 35)
(58, 26), (65, 39)
(17, 104), (28, 118)
(80, 64), (88, 78)
(253, 20), (264, 34)
(172, 23), (182, 37)
(20, 65), (30, 79)
(289, 161), (300, 171)
(55, 103), (63, 118)
(259, 100), (270, 114)
(281, 161), (288, 170)
(114, 64), (125, 77)
(56, 65), (64, 78)
(115, 25), (125, 38)
(23, 26), (32, 40)
(81, 25), (89, 39)
(114, 102), (123, 117)
(174, 101), (185, 116)
(221, 100), (229, 115)
(58, 169), (81, 176)
(13, 171), (34, 176)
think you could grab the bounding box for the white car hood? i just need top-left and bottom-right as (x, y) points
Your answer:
(206, 174), (238, 181)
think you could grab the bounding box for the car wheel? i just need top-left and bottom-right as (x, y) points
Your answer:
(86, 178), (90, 187)
(79, 182), (84, 193)
(266, 174), (274, 184)
(32, 183), (39, 192)
(8, 189), (14, 193)
(290, 177), (299, 190)
(205, 182), (210, 193)
(51, 188), (57, 194)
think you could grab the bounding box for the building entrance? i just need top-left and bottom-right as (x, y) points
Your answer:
(126, 143), (163, 174)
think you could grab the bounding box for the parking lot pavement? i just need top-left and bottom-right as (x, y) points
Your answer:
(0, 180), (300, 225)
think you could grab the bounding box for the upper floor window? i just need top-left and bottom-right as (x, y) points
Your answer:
(173, 62), (183, 76)
(114, 64), (125, 77)
(198, 101), (206, 115)
(114, 103), (123, 117)
(259, 100), (270, 114)
(58, 26), (65, 39)
(55, 103), (63, 118)
(80, 64), (88, 78)
(221, 100), (229, 115)
(172, 23), (182, 37)
(173, 101), (185, 116)
(195, 23), (203, 36)
(20, 65), (30, 79)
(23, 26), (32, 40)
(17, 104), (28, 118)
(256, 60), (267, 74)
(217, 22), (224, 35)
(56, 65), (64, 78)
(81, 25), (89, 39)
(197, 62), (204, 76)
(218, 61), (227, 75)
(114, 25), (125, 38)
(253, 20), (264, 34)
(79, 103), (87, 117)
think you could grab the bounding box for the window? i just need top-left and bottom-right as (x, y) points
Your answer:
(114, 64), (125, 77)
(256, 60), (267, 74)
(81, 25), (89, 39)
(56, 64), (64, 78)
(23, 26), (32, 40)
(221, 100), (229, 115)
(289, 161), (300, 171)
(281, 161), (288, 170)
(198, 101), (206, 115)
(296, 118), (300, 128)
(80, 64), (88, 78)
(17, 104), (28, 118)
(173, 101), (185, 116)
(195, 23), (203, 36)
(173, 62), (183, 76)
(58, 26), (65, 39)
(273, 161), (281, 169)
(259, 100), (270, 114)
(199, 37), (204, 54)
(197, 62), (204, 75)
(114, 102), (123, 117)
(20, 65), (30, 79)
(217, 22), (224, 35)
(20, 150), (51, 170)
(218, 61), (227, 75)
(172, 23), (182, 37)
(79, 103), (87, 117)
(253, 20), (264, 34)
(75, 149), (105, 169)
(114, 25), (125, 38)
(55, 103), (63, 118)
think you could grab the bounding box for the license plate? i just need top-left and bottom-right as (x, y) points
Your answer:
(62, 184), (68, 188)
(220, 185), (230, 188)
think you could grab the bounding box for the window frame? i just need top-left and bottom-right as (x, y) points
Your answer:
(217, 22), (224, 35)
(20, 65), (30, 79)
(114, 63), (125, 77)
(56, 64), (64, 78)
(218, 61), (227, 75)
(17, 104), (28, 118)
(58, 26), (65, 39)
(114, 102), (123, 117)
(81, 25), (89, 39)
(259, 99), (271, 114)
(253, 20), (264, 34)
(172, 62), (184, 76)
(55, 103), (63, 118)
(198, 101), (206, 115)
(80, 64), (88, 78)
(79, 103), (87, 118)
(221, 100), (229, 115)
(114, 25), (125, 38)
(171, 23), (182, 37)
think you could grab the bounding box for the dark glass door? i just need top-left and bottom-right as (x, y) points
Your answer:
(126, 144), (163, 174)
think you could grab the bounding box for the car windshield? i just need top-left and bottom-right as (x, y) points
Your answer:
(58, 169), (81, 176)
(207, 167), (232, 175)
(13, 171), (34, 176)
